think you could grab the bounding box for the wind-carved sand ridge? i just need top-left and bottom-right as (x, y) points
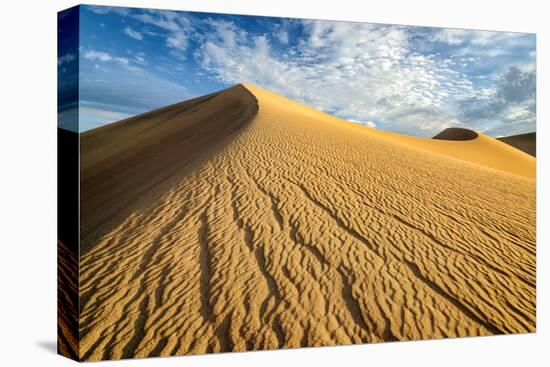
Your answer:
(78, 84), (536, 361)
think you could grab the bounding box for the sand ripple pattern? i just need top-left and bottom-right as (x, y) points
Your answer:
(79, 85), (535, 360)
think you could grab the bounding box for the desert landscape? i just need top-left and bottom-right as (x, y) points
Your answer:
(77, 84), (536, 361)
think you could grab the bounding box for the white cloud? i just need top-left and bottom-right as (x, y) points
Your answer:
(83, 49), (129, 65)
(57, 53), (75, 66)
(134, 53), (147, 65)
(194, 19), (479, 136)
(167, 32), (187, 50)
(457, 66), (535, 136)
(432, 29), (471, 45)
(432, 28), (525, 47)
(83, 6), (535, 136)
(123, 26), (143, 40)
(87, 5), (130, 16)
(83, 49), (112, 62)
(89, 7), (192, 52)
(82, 49), (150, 75)
(133, 11), (181, 32)
(132, 10), (191, 52)
(349, 119), (376, 128)
(276, 30), (289, 44)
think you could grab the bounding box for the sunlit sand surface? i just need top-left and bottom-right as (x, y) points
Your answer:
(77, 84), (535, 361)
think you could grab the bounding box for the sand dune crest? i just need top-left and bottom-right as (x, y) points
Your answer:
(78, 84), (536, 360)
(80, 85), (258, 252)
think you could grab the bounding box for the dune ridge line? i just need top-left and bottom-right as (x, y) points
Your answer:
(78, 83), (536, 361)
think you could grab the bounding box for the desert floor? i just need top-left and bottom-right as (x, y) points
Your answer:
(77, 84), (536, 361)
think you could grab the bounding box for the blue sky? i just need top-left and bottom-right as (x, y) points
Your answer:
(58, 5), (536, 136)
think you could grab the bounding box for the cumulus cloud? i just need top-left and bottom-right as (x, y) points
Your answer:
(57, 52), (75, 65)
(432, 28), (527, 47)
(167, 32), (187, 50)
(83, 49), (129, 65)
(497, 66), (535, 103)
(87, 6), (192, 52)
(81, 6), (536, 136)
(87, 5), (130, 16)
(432, 29), (471, 45)
(82, 48), (147, 74)
(124, 26), (143, 40)
(428, 27), (535, 76)
(349, 119), (376, 128)
(194, 19), (482, 136)
(276, 30), (289, 44)
(457, 66), (535, 135)
(133, 10), (191, 52)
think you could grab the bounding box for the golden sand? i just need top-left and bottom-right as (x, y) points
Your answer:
(78, 84), (535, 360)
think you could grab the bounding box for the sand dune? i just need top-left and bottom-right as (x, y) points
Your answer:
(432, 127), (479, 141)
(80, 85), (258, 252)
(57, 240), (79, 360)
(498, 132), (536, 157)
(344, 119), (535, 179)
(78, 84), (536, 361)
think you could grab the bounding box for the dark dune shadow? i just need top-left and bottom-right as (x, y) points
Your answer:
(432, 128), (478, 141)
(497, 132), (536, 157)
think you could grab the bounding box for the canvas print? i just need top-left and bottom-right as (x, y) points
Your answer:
(57, 4), (536, 362)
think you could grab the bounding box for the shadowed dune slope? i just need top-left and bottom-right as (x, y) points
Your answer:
(433, 128), (478, 141)
(80, 84), (258, 253)
(79, 84), (535, 361)
(498, 132), (536, 157)
(58, 240), (79, 360)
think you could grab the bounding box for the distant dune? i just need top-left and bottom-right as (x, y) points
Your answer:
(433, 127), (478, 141)
(498, 132), (536, 157)
(79, 84), (536, 360)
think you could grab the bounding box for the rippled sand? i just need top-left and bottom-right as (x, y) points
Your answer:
(76, 84), (535, 361)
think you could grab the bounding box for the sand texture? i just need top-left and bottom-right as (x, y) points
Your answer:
(80, 85), (258, 252)
(58, 240), (79, 359)
(78, 84), (536, 361)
